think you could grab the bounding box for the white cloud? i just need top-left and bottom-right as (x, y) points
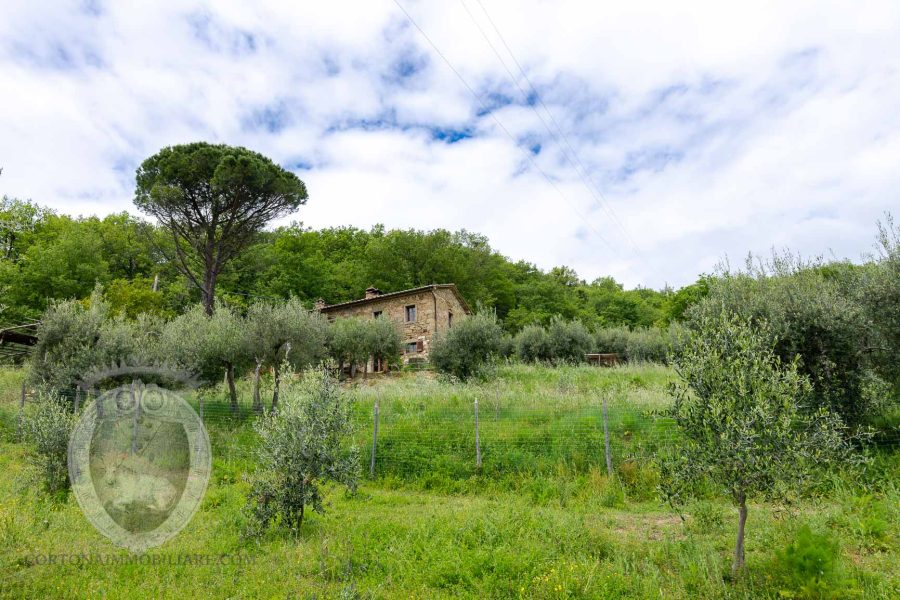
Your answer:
(1, 0), (899, 288)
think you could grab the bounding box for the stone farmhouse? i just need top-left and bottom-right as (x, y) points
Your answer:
(316, 284), (471, 370)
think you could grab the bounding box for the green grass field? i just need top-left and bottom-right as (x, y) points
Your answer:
(0, 365), (897, 599)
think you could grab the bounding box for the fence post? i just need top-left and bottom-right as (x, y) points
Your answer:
(370, 396), (380, 477)
(602, 393), (613, 477)
(17, 381), (26, 437)
(474, 397), (482, 469)
(74, 388), (81, 412)
(199, 393), (204, 421)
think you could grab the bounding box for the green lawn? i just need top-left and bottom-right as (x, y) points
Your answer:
(0, 365), (897, 599)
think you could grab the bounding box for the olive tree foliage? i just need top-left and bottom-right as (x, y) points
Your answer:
(687, 251), (879, 427)
(245, 368), (359, 537)
(858, 215), (900, 394)
(327, 316), (402, 378)
(546, 316), (592, 364)
(159, 302), (247, 412)
(430, 312), (503, 380)
(20, 391), (77, 494)
(660, 312), (853, 577)
(516, 324), (551, 363)
(29, 288), (160, 394)
(592, 326), (631, 357)
(134, 142), (307, 316)
(365, 315), (402, 372)
(623, 327), (671, 363)
(326, 317), (369, 377)
(244, 299), (328, 411)
(592, 325), (683, 364)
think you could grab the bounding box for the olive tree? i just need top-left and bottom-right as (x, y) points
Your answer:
(29, 288), (159, 395)
(245, 368), (359, 536)
(244, 299), (328, 411)
(687, 252), (874, 426)
(515, 324), (551, 363)
(363, 315), (401, 375)
(858, 215), (899, 393)
(430, 312), (503, 380)
(20, 391), (77, 494)
(661, 311), (853, 577)
(546, 316), (592, 364)
(134, 143), (307, 315)
(160, 303), (248, 413)
(29, 293), (109, 393)
(326, 317), (369, 378)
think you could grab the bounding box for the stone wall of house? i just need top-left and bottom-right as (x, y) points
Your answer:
(322, 287), (468, 363)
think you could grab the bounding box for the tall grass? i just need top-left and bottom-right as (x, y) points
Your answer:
(0, 363), (897, 598)
(346, 364), (677, 492)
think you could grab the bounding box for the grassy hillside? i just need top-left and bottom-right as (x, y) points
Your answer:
(0, 365), (897, 599)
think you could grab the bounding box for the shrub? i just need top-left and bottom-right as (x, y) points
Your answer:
(772, 525), (850, 598)
(546, 317), (592, 364)
(688, 500), (726, 534)
(430, 312), (503, 380)
(245, 368), (359, 537)
(21, 392), (77, 495)
(515, 324), (551, 363)
(617, 459), (660, 501)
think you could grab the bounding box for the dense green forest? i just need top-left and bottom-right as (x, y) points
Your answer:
(0, 197), (707, 330)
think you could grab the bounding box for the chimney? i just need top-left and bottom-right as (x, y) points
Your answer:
(365, 287), (382, 299)
(314, 298), (327, 310)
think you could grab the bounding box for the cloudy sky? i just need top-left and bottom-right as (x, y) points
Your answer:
(1, 1), (898, 288)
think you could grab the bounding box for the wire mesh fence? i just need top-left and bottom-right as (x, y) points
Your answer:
(2, 366), (898, 485)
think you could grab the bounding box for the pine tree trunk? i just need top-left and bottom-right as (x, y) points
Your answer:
(251, 360), (263, 414)
(226, 363), (238, 414)
(732, 493), (748, 577)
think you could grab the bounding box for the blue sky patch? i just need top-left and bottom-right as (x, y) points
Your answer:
(430, 127), (473, 143)
(242, 103), (292, 134)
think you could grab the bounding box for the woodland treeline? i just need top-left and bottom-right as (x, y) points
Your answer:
(0, 198), (707, 330)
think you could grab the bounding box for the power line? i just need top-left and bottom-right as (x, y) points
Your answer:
(391, 0), (620, 255)
(464, 0), (641, 255)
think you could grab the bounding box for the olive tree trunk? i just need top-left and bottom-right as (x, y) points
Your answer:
(226, 363), (238, 414)
(271, 342), (291, 412)
(272, 363), (281, 411)
(251, 360), (263, 414)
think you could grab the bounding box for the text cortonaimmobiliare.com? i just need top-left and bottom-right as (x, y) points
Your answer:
(22, 553), (258, 567)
